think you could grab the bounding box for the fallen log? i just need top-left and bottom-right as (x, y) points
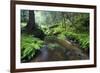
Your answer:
(45, 36), (88, 60)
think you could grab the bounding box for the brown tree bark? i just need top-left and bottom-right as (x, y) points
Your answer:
(25, 10), (36, 33)
(24, 10), (45, 40)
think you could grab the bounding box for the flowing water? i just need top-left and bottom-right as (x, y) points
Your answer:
(31, 42), (88, 62)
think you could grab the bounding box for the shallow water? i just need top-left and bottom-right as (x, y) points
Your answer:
(30, 44), (88, 62)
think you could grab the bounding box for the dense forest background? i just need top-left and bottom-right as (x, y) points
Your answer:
(21, 10), (89, 63)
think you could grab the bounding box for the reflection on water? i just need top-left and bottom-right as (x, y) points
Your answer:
(31, 44), (89, 62)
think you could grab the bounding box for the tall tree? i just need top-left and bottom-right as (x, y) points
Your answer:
(24, 10), (45, 40)
(25, 10), (36, 33)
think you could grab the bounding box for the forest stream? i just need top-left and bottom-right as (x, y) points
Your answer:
(21, 10), (90, 63)
(30, 38), (88, 62)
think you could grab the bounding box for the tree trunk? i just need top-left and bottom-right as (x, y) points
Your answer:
(24, 10), (45, 40)
(25, 10), (36, 33)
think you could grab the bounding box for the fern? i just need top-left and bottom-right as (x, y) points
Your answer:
(21, 34), (44, 62)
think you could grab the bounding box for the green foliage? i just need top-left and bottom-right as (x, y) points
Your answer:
(43, 21), (89, 50)
(72, 13), (89, 32)
(21, 22), (27, 28)
(44, 36), (57, 43)
(21, 34), (44, 62)
(43, 23), (66, 36)
(64, 32), (89, 49)
(21, 10), (90, 61)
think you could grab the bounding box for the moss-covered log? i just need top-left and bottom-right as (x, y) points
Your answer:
(44, 36), (88, 59)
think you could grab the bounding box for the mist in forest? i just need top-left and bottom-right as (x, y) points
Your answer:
(21, 10), (89, 63)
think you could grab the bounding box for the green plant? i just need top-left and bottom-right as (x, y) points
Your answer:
(64, 32), (89, 49)
(21, 34), (44, 62)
